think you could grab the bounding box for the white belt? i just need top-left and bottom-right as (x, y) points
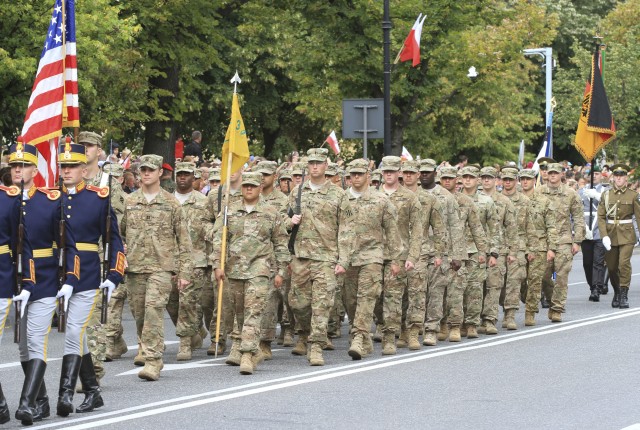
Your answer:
(606, 219), (633, 225)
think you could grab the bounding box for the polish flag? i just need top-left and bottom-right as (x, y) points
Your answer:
(325, 130), (340, 155)
(399, 14), (427, 67)
(401, 146), (413, 161)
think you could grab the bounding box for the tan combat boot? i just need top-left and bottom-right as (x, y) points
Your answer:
(396, 329), (408, 348)
(460, 324), (468, 338)
(133, 344), (145, 366)
(449, 326), (461, 342)
(348, 333), (365, 360)
(477, 321), (487, 334)
(239, 353), (254, 375)
(138, 359), (163, 381)
(381, 332), (397, 355)
(283, 328), (295, 347)
(466, 325), (478, 338)
(551, 310), (562, 323)
(291, 335), (308, 356)
(259, 341), (273, 360)
(308, 343), (325, 366)
(363, 333), (374, 356)
(225, 341), (242, 366)
(422, 331), (437, 346)
(114, 336), (128, 358)
(407, 327), (421, 350)
(323, 338), (335, 351)
(177, 336), (192, 361)
(524, 311), (536, 326)
(105, 337), (117, 362)
(373, 325), (383, 342)
(503, 309), (517, 330)
(485, 320), (498, 335)
(190, 333), (203, 350)
(437, 322), (449, 341)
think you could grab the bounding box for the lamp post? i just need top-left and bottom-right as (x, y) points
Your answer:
(523, 47), (554, 158)
(383, 0), (392, 156)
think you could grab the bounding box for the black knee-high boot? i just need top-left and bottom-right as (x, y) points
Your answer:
(56, 355), (82, 417)
(15, 359), (47, 425)
(76, 354), (104, 413)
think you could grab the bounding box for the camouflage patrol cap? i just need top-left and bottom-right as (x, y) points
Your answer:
(256, 160), (278, 175)
(307, 148), (329, 162)
(439, 166), (459, 179)
(402, 160), (420, 173)
(348, 158), (369, 174)
(380, 156), (402, 172)
(325, 162), (339, 177)
(194, 168), (202, 179)
(480, 166), (498, 178)
(209, 168), (221, 181)
(371, 169), (382, 182)
(519, 168), (537, 179)
(175, 161), (196, 174)
(547, 163), (563, 174)
(460, 165), (480, 177)
(419, 158), (437, 172)
(242, 172), (263, 186)
(103, 162), (124, 177)
(501, 167), (519, 179)
(77, 131), (102, 147)
(279, 169), (292, 180)
(291, 162), (305, 176)
(139, 154), (163, 170)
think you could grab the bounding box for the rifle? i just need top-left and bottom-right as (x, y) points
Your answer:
(287, 170), (305, 254)
(57, 175), (67, 333)
(14, 179), (25, 344)
(101, 170), (112, 324)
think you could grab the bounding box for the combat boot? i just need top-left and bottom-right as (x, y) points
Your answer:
(282, 328), (295, 347)
(138, 359), (163, 381)
(133, 344), (145, 366)
(291, 335), (308, 356)
(348, 333), (365, 360)
(407, 327), (421, 350)
(549, 310), (562, 323)
(239, 353), (254, 375)
(363, 334), (374, 356)
(308, 343), (325, 366)
(190, 333), (203, 350)
(56, 354), (82, 417)
(259, 341), (273, 360)
(0, 383), (9, 424)
(588, 286), (600, 302)
(225, 341), (241, 366)
(598, 284), (609, 295)
(422, 331), (437, 346)
(460, 324), (468, 338)
(620, 287), (630, 309)
(76, 354), (104, 413)
(208, 339), (226, 356)
(524, 311), (536, 326)
(503, 309), (517, 330)
(373, 325), (383, 342)
(323, 338), (335, 351)
(476, 321), (486, 334)
(381, 333), (396, 355)
(105, 337), (117, 362)
(485, 320), (498, 335)
(16, 359), (46, 425)
(396, 329), (408, 348)
(466, 325), (478, 339)
(449, 326), (461, 342)
(177, 337), (192, 361)
(437, 322), (449, 341)
(540, 296), (550, 309)
(612, 285), (621, 308)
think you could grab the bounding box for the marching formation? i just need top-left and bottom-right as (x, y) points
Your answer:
(1, 139), (639, 426)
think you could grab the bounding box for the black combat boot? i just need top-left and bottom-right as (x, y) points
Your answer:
(612, 285), (620, 308)
(56, 354), (82, 417)
(76, 354), (104, 413)
(619, 287), (629, 309)
(15, 359), (47, 425)
(597, 284), (608, 295)
(588, 286), (600, 302)
(540, 296), (550, 309)
(0, 383), (10, 424)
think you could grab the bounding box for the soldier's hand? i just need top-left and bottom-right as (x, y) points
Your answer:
(546, 250), (556, 262)
(478, 255), (486, 264)
(571, 243), (580, 255)
(214, 268), (225, 282)
(177, 279), (190, 290)
(391, 264), (401, 277)
(404, 261), (415, 272)
(488, 256), (497, 267)
(335, 264), (346, 275)
(12, 289), (31, 317)
(56, 284), (73, 313)
(507, 255), (516, 264)
(602, 236), (612, 251)
(291, 214), (302, 225)
(451, 260), (462, 271)
(434, 258), (442, 267)
(274, 275), (284, 289)
(527, 253), (535, 262)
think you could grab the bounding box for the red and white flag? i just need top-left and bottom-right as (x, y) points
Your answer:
(21, 0), (79, 187)
(398, 14), (427, 67)
(325, 130), (340, 155)
(401, 146), (413, 161)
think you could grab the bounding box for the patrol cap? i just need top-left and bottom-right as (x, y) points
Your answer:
(307, 148), (329, 162)
(480, 166), (498, 178)
(291, 162), (305, 176)
(58, 142), (87, 165)
(139, 154), (163, 170)
(256, 160), (278, 175)
(279, 169), (292, 180)
(325, 162), (339, 177)
(77, 131), (102, 147)
(537, 157), (556, 169)
(519, 168), (537, 179)
(547, 163), (563, 174)
(209, 168), (221, 181)
(501, 167), (519, 179)
(348, 158), (369, 174)
(103, 162), (124, 177)
(611, 163), (631, 176)
(402, 160), (420, 173)
(380, 156), (402, 172)
(8, 140), (38, 166)
(370, 169), (382, 181)
(459, 165), (479, 177)
(194, 168), (202, 179)
(242, 172), (262, 186)
(419, 158), (437, 172)
(439, 166), (459, 179)
(175, 162), (196, 174)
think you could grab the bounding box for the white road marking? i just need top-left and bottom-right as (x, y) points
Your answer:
(29, 308), (640, 430)
(117, 357), (227, 376)
(621, 425), (640, 430)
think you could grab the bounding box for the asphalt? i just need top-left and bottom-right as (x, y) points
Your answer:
(1, 252), (640, 430)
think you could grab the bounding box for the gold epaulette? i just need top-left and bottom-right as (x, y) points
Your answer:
(0, 185), (20, 197)
(37, 187), (61, 200)
(86, 184), (110, 198)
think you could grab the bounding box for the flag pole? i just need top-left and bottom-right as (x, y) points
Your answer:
(588, 36), (604, 229)
(214, 71), (241, 358)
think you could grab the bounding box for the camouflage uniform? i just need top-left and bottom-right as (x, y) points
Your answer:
(120, 155), (193, 378)
(539, 163), (585, 315)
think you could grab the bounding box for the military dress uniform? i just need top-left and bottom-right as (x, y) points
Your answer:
(597, 164), (640, 308)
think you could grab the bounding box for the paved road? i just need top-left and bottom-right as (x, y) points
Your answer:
(2, 253), (640, 430)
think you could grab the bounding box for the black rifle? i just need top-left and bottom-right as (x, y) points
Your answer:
(14, 179), (25, 344)
(287, 170), (305, 254)
(101, 171), (113, 324)
(57, 175), (67, 333)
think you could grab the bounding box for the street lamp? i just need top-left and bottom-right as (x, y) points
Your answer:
(523, 47), (554, 157)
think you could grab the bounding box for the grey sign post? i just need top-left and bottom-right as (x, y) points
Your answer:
(342, 99), (384, 159)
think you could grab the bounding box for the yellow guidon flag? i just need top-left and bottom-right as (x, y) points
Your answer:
(220, 92), (250, 184)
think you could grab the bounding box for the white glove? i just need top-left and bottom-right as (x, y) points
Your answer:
(99, 279), (116, 302)
(56, 284), (73, 313)
(583, 188), (601, 201)
(12, 290), (31, 317)
(585, 226), (593, 241)
(602, 236), (612, 251)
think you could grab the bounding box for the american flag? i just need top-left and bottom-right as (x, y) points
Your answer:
(21, 0), (79, 187)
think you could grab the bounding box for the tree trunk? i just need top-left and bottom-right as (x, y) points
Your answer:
(262, 128), (279, 159)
